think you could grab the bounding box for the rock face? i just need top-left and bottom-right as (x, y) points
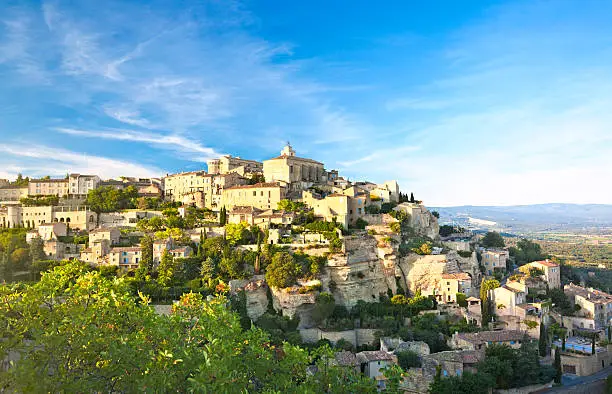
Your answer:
(399, 254), (461, 294)
(321, 233), (396, 308)
(229, 277), (269, 321)
(394, 203), (440, 240)
(271, 287), (316, 327)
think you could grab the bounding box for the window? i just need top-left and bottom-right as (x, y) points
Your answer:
(443, 370), (448, 377)
(253, 191), (256, 196)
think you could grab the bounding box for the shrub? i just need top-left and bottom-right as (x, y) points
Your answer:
(389, 222), (401, 234)
(265, 252), (301, 288)
(353, 218), (368, 230)
(396, 350), (421, 370)
(457, 250), (472, 258)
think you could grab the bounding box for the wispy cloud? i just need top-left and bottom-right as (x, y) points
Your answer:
(55, 128), (222, 162)
(0, 143), (163, 179)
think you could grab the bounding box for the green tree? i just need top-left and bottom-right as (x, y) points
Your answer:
(219, 206), (227, 225)
(429, 371), (494, 394)
(136, 235), (153, 280)
(265, 252), (300, 288)
(201, 256), (218, 279)
(539, 321), (548, 357)
(0, 261), (353, 392)
(29, 236), (46, 263)
(157, 249), (175, 286)
(410, 192), (415, 203)
(396, 350), (421, 370)
(554, 348), (562, 384)
(480, 278), (500, 325)
(481, 231), (505, 248)
(312, 292), (335, 326)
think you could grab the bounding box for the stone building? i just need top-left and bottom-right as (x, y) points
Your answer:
(481, 248), (509, 275)
(263, 143), (325, 193)
(553, 341), (612, 376)
(0, 186), (28, 203)
(1, 205), (96, 230)
(355, 350), (397, 388)
(448, 330), (528, 351)
(519, 259), (561, 289)
(437, 272), (472, 303)
(89, 227), (121, 246)
(26, 222), (67, 241)
(221, 183), (286, 211)
(302, 191), (350, 229)
(206, 155), (263, 175)
(564, 284), (612, 328)
(491, 284), (527, 317)
(68, 174), (100, 197)
(164, 171), (248, 208)
(28, 178), (69, 197)
(162, 171), (208, 201)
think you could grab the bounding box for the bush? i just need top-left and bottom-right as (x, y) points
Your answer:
(265, 252), (301, 288)
(396, 350), (421, 370)
(389, 222), (401, 234)
(457, 250), (473, 258)
(352, 218), (368, 230)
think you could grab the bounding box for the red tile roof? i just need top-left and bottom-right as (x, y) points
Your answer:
(531, 260), (559, 268)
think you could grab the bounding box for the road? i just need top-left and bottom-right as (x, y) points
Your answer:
(543, 366), (612, 392)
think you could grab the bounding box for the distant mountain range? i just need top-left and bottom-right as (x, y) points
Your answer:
(428, 203), (612, 234)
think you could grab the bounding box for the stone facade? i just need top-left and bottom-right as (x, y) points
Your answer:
(206, 155), (263, 175)
(263, 144), (325, 192)
(299, 328), (378, 347)
(222, 183), (286, 211)
(28, 178), (69, 197)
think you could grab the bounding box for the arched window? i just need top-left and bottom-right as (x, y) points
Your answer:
(89, 215), (94, 223)
(66, 217), (71, 223)
(60, 218), (64, 222)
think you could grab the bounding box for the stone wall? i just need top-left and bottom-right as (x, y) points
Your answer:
(299, 328), (378, 347)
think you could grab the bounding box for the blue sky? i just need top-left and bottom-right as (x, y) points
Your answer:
(0, 0), (611, 206)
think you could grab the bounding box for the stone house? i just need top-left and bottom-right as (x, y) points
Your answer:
(519, 259), (561, 289)
(153, 237), (193, 263)
(564, 284), (612, 328)
(439, 272), (472, 303)
(491, 284), (527, 316)
(26, 222), (67, 241)
(221, 183), (286, 211)
(356, 350), (397, 388)
(28, 178), (69, 197)
(68, 174), (100, 197)
(89, 227), (121, 246)
(108, 247), (141, 270)
(553, 341), (612, 376)
(481, 248), (509, 275)
(0, 185), (28, 203)
(449, 330), (528, 351)
(206, 155), (263, 175)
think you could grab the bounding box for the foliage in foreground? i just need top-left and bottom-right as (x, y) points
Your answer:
(0, 261), (377, 393)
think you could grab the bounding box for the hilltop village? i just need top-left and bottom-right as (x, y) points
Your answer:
(1, 143), (611, 392)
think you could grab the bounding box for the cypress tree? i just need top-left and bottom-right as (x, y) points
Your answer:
(554, 348), (562, 384)
(198, 230), (205, 257)
(219, 207), (227, 226)
(539, 322), (548, 356)
(410, 192), (415, 203)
